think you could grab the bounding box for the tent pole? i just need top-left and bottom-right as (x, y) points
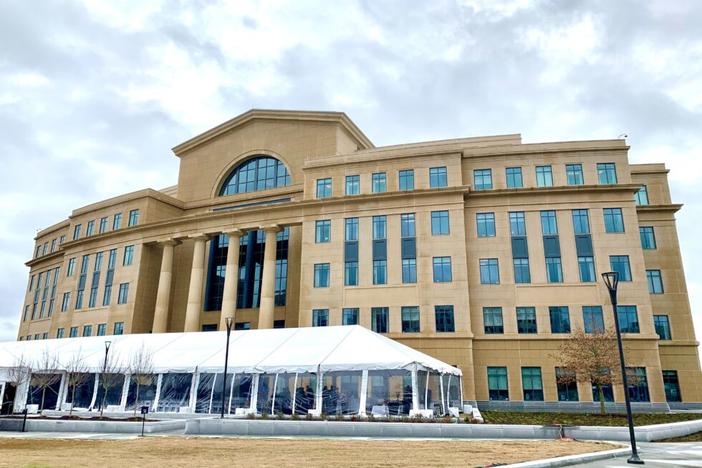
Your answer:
(411, 365), (419, 413)
(358, 370), (368, 416)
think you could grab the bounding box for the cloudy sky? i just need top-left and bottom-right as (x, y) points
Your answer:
(1, 0), (701, 342)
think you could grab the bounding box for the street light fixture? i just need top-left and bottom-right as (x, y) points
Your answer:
(602, 271), (644, 465)
(220, 317), (234, 419)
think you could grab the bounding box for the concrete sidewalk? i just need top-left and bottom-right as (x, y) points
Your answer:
(573, 442), (702, 467)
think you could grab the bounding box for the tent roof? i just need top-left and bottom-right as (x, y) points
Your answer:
(0, 326), (461, 376)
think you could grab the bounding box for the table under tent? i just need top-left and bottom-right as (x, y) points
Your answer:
(0, 325), (463, 417)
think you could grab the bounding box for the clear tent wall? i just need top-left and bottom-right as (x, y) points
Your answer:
(16, 368), (462, 416)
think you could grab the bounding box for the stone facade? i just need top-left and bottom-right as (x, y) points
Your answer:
(17, 109), (701, 407)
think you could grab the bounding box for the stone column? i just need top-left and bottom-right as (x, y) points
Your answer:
(219, 229), (243, 330)
(257, 225), (280, 329)
(152, 239), (179, 333)
(184, 234), (209, 332)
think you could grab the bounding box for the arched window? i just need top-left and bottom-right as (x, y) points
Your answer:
(219, 156), (291, 196)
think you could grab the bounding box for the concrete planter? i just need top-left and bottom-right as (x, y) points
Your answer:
(0, 416), (186, 434)
(184, 417), (702, 442)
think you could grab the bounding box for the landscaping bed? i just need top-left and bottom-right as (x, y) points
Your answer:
(3, 415), (156, 422)
(658, 430), (702, 442)
(480, 411), (702, 426)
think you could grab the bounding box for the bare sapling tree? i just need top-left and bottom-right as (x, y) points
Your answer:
(128, 344), (154, 415)
(64, 351), (90, 416)
(553, 330), (624, 415)
(31, 349), (61, 412)
(6, 354), (31, 413)
(99, 352), (124, 417)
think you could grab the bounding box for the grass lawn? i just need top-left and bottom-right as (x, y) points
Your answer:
(0, 437), (616, 468)
(481, 411), (702, 427)
(659, 431), (702, 442)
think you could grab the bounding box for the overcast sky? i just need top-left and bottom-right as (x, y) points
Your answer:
(1, 0), (701, 343)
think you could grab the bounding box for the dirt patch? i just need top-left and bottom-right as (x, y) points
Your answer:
(0, 437), (616, 467)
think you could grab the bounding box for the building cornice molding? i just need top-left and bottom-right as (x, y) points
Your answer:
(466, 183), (642, 200)
(636, 204), (683, 213)
(462, 140), (629, 159)
(71, 188), (184, 218)
(172, 109), (374, 156)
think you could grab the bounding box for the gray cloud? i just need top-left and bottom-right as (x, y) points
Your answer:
(1, 0), (701, 342)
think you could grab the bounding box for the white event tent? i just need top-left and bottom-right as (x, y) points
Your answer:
(0, 326), (462, 417)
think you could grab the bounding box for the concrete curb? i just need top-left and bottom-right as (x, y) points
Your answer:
(504, 447), (630, 468)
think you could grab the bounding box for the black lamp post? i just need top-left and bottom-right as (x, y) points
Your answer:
(220, 317), (234, 419)
(602, 271), (643, 465)
(100, 341), (111, 413)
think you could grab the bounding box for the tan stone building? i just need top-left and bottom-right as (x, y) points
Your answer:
(17, 109), (701, 410)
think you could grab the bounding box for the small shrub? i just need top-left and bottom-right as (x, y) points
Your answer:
(305, 413), (313, 421)
(246, 413), (256, 420)
(276, 411), (285, 420)
(261, 412), (269, 420)
(291, 413), (300, 421)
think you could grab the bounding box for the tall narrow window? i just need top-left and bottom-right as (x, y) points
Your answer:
(86, 220), (95, 236)
(646, 269), (664, 294)
(66, 257), (76, 276)
(313, 263), (330, 288)
(549, 306), (571, 333)
(345, 175), (360, 195)
(123, 245), (134, 266)
(430, 166), (448, 188)
(521, 367), (544, 401)
(315, 220), (331, 243)
(540, 211), (558, 235)
(431, 211), (450, 235)
(372, 216), (386, 240)
(435, 305), (455, 332)
(610, 255), (632, 281)
(432, 256), (452, 283)
(654, 315), (671, 340)
(635, 185), (649, 205)
(487, 367), (509, 401)
(401, 306), (420, 332)
(128, 209), (140, 227)
(583, 306), (605, 333)
(60, 292), (71, 312)
(662, 370), (681, 402)
(316, 178), (332, 198)
(509, 212), (526, 236)
(342, 308), (359, 325)
(402, 258), (416, 284)
(506, 167), (523, 188)
(114, 322), (124, 335)
(545, 257), (563, 283)
(117, 283), (129, 304)
(639, 226), (656, 249)
(603, 208), (625, 233)
(479, 258), (500, 284)
(113, 213), (122, 230)
(345, 218), (359, 241)
(371, 307), (389, 333)
(626, 367), (649, 402)
(398, 169), (414, 191)
(473, 169), (492, 190)
(513, 258), (531, 283)
(103, 248), (116, 306)
(572, 209), (590, 234)
(616, 305), (640, 333)
(516, 307), (537, 334)
(556, 368), (579, 401)
(373, 260), (387, 285)
(566, 164), (584, 185)
(483, 307), (504, 334)
(372, 172), (387, 193)
(400, 213), (415, 238)
(73, 224), (82, 240)
(477, 212), (496, 237)
(345, 261), (358, 286)
(312, 309), (329, 327)
(578, 256), (596, 283)
(99, 217), (108, 234)
(535, 165), (553, 187)
(597, 163), (617, 184)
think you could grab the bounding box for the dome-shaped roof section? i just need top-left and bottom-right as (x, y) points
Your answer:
(219, 156), (291, 196)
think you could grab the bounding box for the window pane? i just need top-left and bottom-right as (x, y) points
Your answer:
(430, 167), (448, 188)
(477, 212), (496, 237)
(506, 167), (523, 188)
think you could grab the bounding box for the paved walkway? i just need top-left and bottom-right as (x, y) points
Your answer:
(574, 442), (702, 467)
